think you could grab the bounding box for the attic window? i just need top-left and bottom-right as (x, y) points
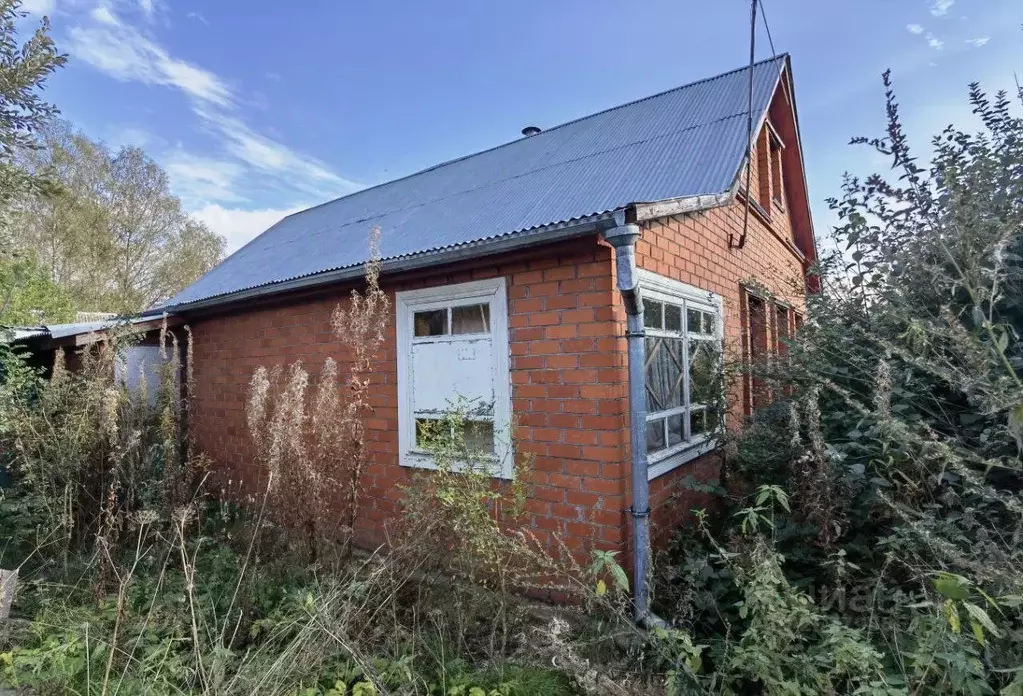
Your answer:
(769, 131), (784, 209)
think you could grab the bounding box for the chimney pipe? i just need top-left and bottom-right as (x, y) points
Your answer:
(521, 126), (542, 137)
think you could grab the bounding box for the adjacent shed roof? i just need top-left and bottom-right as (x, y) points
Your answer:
(1, 326), (48, 342)
(161, 55), (788, 310)
(3, 316), (171, 345)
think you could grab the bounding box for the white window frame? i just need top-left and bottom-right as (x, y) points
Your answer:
(638, 269), (725, 481)
(395, 277), (513, 478)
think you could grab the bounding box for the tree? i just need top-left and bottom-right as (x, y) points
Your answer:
(12, 122), (227, 314)
(0, 256), (73, 325)
(0, 0), (65, 326)
(0, 0), (65, 213)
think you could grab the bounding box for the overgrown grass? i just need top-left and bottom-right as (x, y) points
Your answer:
(0, 253), (652, 695)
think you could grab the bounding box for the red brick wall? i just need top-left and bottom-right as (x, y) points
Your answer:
(187, 237), (629, 561)
(632, 124), (809, 542)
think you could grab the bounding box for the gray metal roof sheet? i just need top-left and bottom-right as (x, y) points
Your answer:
(4, 316), (167, 343)
(45, 321), (118, 339)
(162, 56), (787, 309)
(1, 327), (48, 343)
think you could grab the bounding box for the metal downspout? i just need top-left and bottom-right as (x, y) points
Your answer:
(602, 222), (653, 623)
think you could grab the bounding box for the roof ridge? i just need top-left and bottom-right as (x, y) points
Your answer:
(275, 54), (789, 224)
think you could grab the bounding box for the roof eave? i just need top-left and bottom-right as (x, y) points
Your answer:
(157, 189), (744, 318)
(157, 211), (624, 316)
(632, 189), (737, 222)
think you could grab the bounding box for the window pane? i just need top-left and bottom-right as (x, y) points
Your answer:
(706, 408), (720, 433)
(687, 308), (703, 334)
(667, 413), (684, 447)
(664, 303), (682, 332)
(644, 300), (663, 330)
(689, 340), (720, 406)
(646, 420), (666, 455)
(415, 418), (443, 449)
(452, 303), (490, 334)
(414, 309), (447, 336)
(690, 409), (707, 437)
(464, 420), (495, 453)
(702, 312), (715, 335)
(645, 336), (684, 412)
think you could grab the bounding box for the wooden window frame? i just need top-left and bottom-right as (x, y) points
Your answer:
(396, 277), (513, 478)
(638, 270), (724, 480)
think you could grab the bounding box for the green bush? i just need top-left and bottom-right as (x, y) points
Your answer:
(655, 76), (1023, 695)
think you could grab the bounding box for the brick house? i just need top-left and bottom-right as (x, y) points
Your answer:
(141, 54), (814, 616)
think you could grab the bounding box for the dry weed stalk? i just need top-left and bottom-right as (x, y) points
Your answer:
(246, 229), (389, 559)
(330, 227), (390, 547)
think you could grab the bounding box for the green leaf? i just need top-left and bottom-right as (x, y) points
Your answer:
(934, 572), (970, 600)
(1008, 404), (1023, 445)
(943, 599), (961, 634)
(964, 601), (1001, 639)
(970, 619), (985, 646)
(609, 561), (630, 593)
(996, 327), (1009, 352)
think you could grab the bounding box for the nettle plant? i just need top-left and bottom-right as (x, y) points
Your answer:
(659, 77), (1023, 694)
(798, 77), (1019, 688)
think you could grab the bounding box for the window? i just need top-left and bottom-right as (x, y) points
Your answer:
(396, 277), (512, 477)
(638, 270), (724, 480)
(115, 345), (170, 406)
(744, 291), (769, 414)
(774, 303), (791, 359)
(756, 128), (772, 212)
(775, 304), (794, 397)
(769, 133), (784, 208)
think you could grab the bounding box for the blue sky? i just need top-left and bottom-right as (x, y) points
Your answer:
(21, 0), (1023, 251)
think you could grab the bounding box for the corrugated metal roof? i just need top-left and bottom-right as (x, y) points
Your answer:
(1, 327), (48, 343)
(3, 316), (165, 343)
(162, 55), (787, 309)
(46, 321), (119, 339)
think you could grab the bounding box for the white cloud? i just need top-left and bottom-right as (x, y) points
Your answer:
(906, 23), (924, 34)
(65, 2), (360, 226)
(164, 151), (248, 205)
(21, 0), (56, 15)
(66, 9), (234, 106)
(193, 106), (360, 198)
(90, 4), (117, 24)
(930, 0), (953, 16)
(926, 32), (944, 50)
(186, 10), (208, 25)
(190, 203), (303, 252)
(966, 36), (990, 47)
